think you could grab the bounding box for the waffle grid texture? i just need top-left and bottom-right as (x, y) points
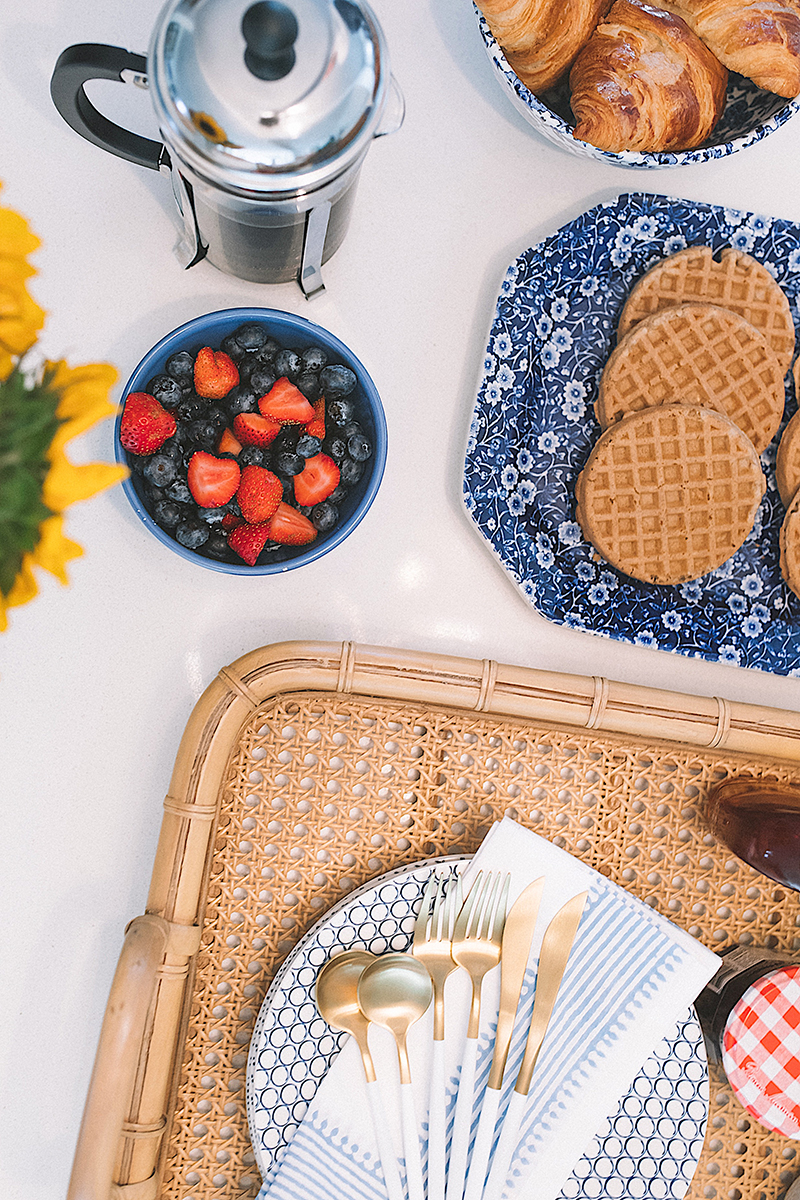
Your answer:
(618, 247), (796, 374)
(597, 303), (785, 453)
(575, 405), (765, 585)
(777, 405), (800, 509)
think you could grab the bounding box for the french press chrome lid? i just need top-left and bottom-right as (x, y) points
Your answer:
(148, 0), (390, 196)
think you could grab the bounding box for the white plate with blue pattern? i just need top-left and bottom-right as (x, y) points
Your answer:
(463, 192), (800, 676)
(247, 858), (708, 1200)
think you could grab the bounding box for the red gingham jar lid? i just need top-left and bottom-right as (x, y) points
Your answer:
(722, 964), (800, 1137)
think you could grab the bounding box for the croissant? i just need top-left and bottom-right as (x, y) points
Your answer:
(476, 0), (613, 94)
(657, 0), (800, 97)
(569, 0), (729, 151)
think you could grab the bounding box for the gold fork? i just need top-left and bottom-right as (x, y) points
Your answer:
(413, 869), (463, 1200)
(445, 871), (510, 1200)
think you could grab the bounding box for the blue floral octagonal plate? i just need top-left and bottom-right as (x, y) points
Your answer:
(463, 193), (800, 676)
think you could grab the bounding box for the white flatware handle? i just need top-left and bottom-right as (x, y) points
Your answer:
(462, 1085), (500, 1200)
(481, 1089), (526, 1200)
(401, 1079), (426, 1200)
(428, 1038), (447, 1200)
(445, 1034), (479, 1200)
(365, 1077), (405, 1200)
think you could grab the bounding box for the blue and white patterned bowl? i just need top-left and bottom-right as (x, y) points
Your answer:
(475, 9), (800, 168)
(463, 193), (800, 676)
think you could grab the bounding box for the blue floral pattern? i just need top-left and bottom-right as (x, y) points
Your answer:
(474, 9), (800, 168)
(462, 193), (800, 676)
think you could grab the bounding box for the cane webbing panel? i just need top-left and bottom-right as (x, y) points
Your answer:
(157, 691), (800, 1200)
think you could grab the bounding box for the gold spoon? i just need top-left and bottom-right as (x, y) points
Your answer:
(316, 950), (405, 1200)
(358, 952), (433, 1200)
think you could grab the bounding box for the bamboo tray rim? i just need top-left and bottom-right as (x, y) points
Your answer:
(67, 640), (800, 1200)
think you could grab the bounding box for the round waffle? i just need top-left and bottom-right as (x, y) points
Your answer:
(780, 488), (800, 600)
(575, 405), (765, 585)
(777, 406), (800, 509)
(618, 247), (796, 375)
(597, 304), (785, 454)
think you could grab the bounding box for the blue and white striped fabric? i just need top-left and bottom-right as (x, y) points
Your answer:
(254, 818), (719, 1200)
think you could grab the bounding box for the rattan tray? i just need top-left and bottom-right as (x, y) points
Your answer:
(68, 641), (800, 1200)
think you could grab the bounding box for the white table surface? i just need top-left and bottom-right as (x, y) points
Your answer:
(3, 2), (800, 1196)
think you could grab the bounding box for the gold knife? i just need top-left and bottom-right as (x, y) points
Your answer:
(481, 890), (589, 1200)
(462, 877), (545, 1200)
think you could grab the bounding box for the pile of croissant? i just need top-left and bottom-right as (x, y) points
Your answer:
(477, 0), (800, 153)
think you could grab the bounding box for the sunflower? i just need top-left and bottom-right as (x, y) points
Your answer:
(0, 191), (46, 380)
(0, 184), (126, 631)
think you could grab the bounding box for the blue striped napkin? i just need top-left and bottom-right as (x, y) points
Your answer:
(254, 818), (719, 1200)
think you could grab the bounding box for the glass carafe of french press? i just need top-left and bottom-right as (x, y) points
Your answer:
(51, 0), (404, 297)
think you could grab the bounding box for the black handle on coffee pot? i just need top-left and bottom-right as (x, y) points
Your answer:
(50, 44), (166, 171)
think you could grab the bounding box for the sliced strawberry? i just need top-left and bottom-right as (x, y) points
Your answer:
(293, 453), (340, 507)
(233, 411), (282, 447)
(236, 465), (282, 524)
(194, 346), (239, 399)
(119, 392), (176, 455)
(221, 512), (244, 532)
(217, 426), (242, 456)
(187, 451), (241, 507)
(266, 501), (317, 546)
(258, 376), (315, 425)
(305, 396), (325, 440)
(227, 521), (271, 566)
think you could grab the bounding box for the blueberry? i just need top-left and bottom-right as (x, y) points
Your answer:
(225, 386), (258, 418)
(220, 333), (246, 362)
(205, 531), (230, 559)
(258, 337), (281, 362)
(177, 397), (207, 422)
(274, 349), (302, 380)
(279, 476), (295, 503)
(347, 432), (372, 462)
(239, 445), (266, 467)
(276, 451), (305, 476)
(327, 397), (355, 426)
(205, 407), (228, 429)
(238, 353), (262, 383)
(175, 519), (210, 550)
(232, 322), (268, 353)
(323, 435), (348, 463)
(296, 505), (313, 517)
(143, 453), (178, 488)
(327, 483), (349, 504)
(340, 457), (364, 486)
(165, 351), (195, 382)
(156, 437), (183, 461)
(143, 482), (165, 503)
(302, 345), (328, 372)
(311, 501), (339, 532)
(296, 370), (321, 401)
(249, 364), (277, 396)
(167, 479), (192, 504)
(147, 373), (185, 409)
(153, 499), (184, 529)
(321, 365), (356, 400)
(296, 434), (322, 459)
(187, 419), (218, 449)
(341, 421), (363, 438)
(197, 506), (228, 525)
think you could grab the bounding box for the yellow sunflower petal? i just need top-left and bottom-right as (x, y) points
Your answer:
(31, 514), (83, 583)
(47, 359), (119, 449)
(0, 259), (46, 360)
(43, 453), (128, 511)
(5, 554), (39, 609)
(0, 204), (41, 258)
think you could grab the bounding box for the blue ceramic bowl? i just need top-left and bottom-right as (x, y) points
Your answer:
(116, 308), (387, 574)
(475, 7), (800, 169)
